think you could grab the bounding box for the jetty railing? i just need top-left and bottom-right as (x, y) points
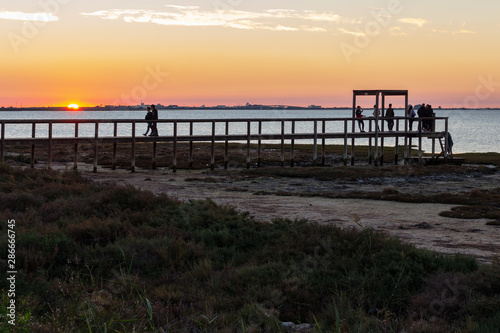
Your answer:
(0, 116), (449, 172)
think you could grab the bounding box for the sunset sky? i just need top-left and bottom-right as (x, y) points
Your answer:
(1, 0), (500, 108)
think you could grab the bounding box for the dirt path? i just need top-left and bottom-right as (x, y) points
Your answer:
(67, 163), (500, 263)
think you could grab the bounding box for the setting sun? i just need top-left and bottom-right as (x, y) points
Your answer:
(68, 104), (79, 109)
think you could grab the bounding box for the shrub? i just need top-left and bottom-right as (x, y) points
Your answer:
(1, 163), (498, 332)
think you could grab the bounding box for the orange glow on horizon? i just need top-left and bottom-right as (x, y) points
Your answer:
(1, 2), (500, 109)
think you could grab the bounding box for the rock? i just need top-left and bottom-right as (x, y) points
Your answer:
(414, 222), (433, 229)
(281, 322), (315, 333)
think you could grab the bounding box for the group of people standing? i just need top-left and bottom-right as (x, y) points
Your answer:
(143, 104), (159, 136)
(355, 103), (434, 132)
(416, 103), (434, 131)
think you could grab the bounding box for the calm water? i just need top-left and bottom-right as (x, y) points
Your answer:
(1, 109), (499, 154)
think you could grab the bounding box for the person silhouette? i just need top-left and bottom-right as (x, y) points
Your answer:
(143, 107), (153, 136)
(408, 105), (416, 131)
(425, 104), (434, 131)
(386, 103), (395, 131)
(150, 104), (159, 136)
(355, 106), (365, 132)
(417, 103), (426, 131)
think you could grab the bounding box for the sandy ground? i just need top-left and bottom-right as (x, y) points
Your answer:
(52, 162), (500, 264)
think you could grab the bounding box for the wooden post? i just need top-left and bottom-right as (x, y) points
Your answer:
(444, 118), (449, 161)
(418, 118), (423, 163)
(74, 123), (78, 169)
(112, 122), (117, 170)
(189, 122), (193, 168)
(313, 120), (318, 166)
(321, 120), (326, 166)
(31, 123), (36, 168)
(432, 115), (436, 158)
(374, 93), (380, 167)
(395, 119), (399, 164)
(111, 121), (118, 170)
(0, 122), (4, 163)
(351, 93), (356, 165)
(152, 141), (157, 169)
(224, 121), (229, 169)
(257, 120), (262, 168)
(368, 120), (373, 164)
(48, 121), (53, 169)
(131, 122), (136, 172)
(93, 122), (98, 173)
(281, 120), (285, 167)
(343, 120), (348, 166)
(404, 127), (409, 163)
(210, 121), (215, 171)
(404, 95), (409, 164)
(408, 137), (413, 160)
(172, 121), (177, 173)
(380, 94), (385, 166)
(432, 136), (436, 159)
(290, 120), (295, 167)
(246, 121), (251, 169)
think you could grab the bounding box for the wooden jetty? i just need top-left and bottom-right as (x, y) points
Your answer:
(0, 90), (451, 172)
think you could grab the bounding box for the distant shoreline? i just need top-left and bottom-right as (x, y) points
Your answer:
(1, 106), (500, 111)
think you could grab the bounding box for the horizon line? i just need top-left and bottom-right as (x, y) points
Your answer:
(2, 104), (500, 110)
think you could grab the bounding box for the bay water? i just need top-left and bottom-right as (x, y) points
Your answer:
(1, 109), (498, 154)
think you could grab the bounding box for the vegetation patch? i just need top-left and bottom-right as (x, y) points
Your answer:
(454, 152), (500, 166)
(241, 164), (495, 182)
(184, 177), (224, 183)
(437, 189), (500, 223)
(0, 164), (499, 332)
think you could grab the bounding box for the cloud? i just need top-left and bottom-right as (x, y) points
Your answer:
(398, 18), (427, 27)
(82, 6), (343, 32)
(301, 12), (341, 23)
(270, 25), (298, 31)
(302, 26), (328, 33)
(338, 28), (365, 37)
(0, 10), (58, 22)
(164, 5), (200, 10)
(453, 29), (476, 35)
(83, 9), (142, 21)
(431, 29), (449, 34)
(390, 27), (407, 36)
(431, 22), (476, 35)
(453, 22), (475, 34)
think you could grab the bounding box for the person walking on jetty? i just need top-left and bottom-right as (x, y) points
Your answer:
(143, 107), (153, 136)
(373, 105), (381, 131)
(408, 105), (416, 131)
(355, 106), (365, 132)
(385, 103), (395, 131)
(150, 104), (159, 136)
